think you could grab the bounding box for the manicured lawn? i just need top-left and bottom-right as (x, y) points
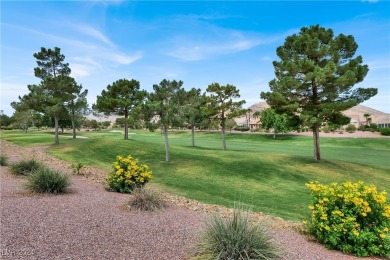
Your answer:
(1, 129), (389, 221)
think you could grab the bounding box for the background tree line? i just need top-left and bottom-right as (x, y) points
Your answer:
(8, 24), (378, 161)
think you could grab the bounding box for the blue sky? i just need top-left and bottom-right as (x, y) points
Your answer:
(1, 1), (389, 116)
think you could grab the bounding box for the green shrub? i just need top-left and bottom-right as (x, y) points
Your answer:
(25, 167), (70, 194)
(345, 124), (356, 133)
(197, 207), (281, 260)
(234, 125), (250, 132)
(0, 155), (7, 166)
(380, 128), (390, 136)
(305, 181), (390, 257)
(322, 125), (330, 133)
(370, 123), (378, 130)
(106, 155), (153, 193)
(9, 159), (43, 175)
(71, 162), (84, 174)
(128, 188), (166, 212)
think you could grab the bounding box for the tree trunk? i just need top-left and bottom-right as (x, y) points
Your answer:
(221, 118), (227, 151)
(54, 116), (59, 144)
(72, 121), (76, 139)
(163, 126), (170, 161)
(72, 111), (76, 139)
(124, 111), (128, 140)
(124, 121), (128, 140)
(191, 126), (195, 147)
(313, 126), (321, 161)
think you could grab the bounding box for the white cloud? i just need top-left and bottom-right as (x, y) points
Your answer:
(69, 56), (103, 78)
(71, 56), (102, 68)
(0, 82), (30, 115)
(70, 64), (94, 77)
(76, 25), (115, 47)
(164, 17), (287, 61)
(2, 23), (96, 50)
(167, 38), (275, 61)
(3, 23), (143, 80)
(110, 51), (143, 65)
(367, 59), (390, 71)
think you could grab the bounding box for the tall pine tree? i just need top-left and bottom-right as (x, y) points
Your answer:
(14, 47), (79, 144)
(147, 79), (185, 161)
(261, 25), (377, 160)
(93, 79), (146, 140)
(204, 83), (246, 151)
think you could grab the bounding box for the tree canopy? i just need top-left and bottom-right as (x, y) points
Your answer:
(14, 47), (80, 144)
(146, 79), (185, 161)
(260, 108), (290, 138)
(182, 88), (206, 147)
(204, 83), (246, 151)
(66, 77), (89, 138)
(93, 79), (146, 140)
(261, 25), (377, 160)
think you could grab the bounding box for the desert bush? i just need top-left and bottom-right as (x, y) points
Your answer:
(9, 159), (43, 175)
(380, 128), (390, 136)
(305, 181), (390, 257)
(0, 155), (7, 166)
(71, 162), (84, 175)
(197, 207), (281, 260)
(234, 125), (250, 132)
(128, 188), (166, 212)
(322, 125), (330, 133)
(25, 167), (70, 194)
(345, 124), (356, 133)
(370, 123), (378, 130)
(106, 155), (153, 193)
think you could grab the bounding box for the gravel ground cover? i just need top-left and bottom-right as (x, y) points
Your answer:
(0, 140), (386, 259)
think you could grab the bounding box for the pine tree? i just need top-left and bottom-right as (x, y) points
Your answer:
(261, 25), (377, 160)
(93, 79), (146, 140)
(147, 79), (185, 161)
(14, 47), (78, 144)
(204, 83), (246, 151)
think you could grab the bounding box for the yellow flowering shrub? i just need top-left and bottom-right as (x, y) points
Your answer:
(106, 155), (152, 193)
(305, 181), (390, 257)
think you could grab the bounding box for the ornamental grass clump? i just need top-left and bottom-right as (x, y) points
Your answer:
(106, 155), (152, 193)
(305, 181), (390, 257)
(128, 188), (166, 212)
(71, 162), (84, 175)
(0, 155), (7, 166)
(9, 158), (43, 175)
(197, 207), (281, 260)
(25, 167), (70, 194)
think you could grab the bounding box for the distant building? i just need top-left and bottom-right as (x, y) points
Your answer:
(234, 102), (390, 129)
(342, 105), (390, 128)
(374, 115), (390, 128)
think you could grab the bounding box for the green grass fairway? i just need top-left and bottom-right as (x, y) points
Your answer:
(1, 129), (389, 221)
